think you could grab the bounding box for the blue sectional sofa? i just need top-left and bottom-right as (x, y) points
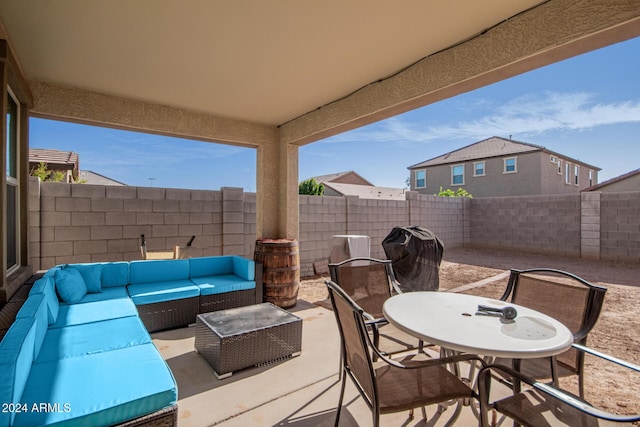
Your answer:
(0, 255), (261, 427)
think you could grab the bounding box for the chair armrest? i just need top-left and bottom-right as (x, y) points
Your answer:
(572, 343), (640, 373)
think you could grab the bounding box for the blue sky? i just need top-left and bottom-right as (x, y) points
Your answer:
(31, 36), (640, 191)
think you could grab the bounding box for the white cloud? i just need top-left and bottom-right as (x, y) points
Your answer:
(322, 91), (640, 145)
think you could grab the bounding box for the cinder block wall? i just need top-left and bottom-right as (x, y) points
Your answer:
(469, 194), (582, 257)
(28, 179), (639, 275)
(29, 179), (252, 270)
(600, 192), (640, 261)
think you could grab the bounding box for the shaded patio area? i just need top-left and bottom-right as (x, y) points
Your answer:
(152, 247), (640, 426)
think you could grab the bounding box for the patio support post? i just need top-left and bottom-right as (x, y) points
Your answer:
(255, 133), (299, 241)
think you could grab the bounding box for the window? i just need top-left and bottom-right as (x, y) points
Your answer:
(415, 170), (426, 188)
(473, 161), (485, 176)
(504, 157), (517, 173)
(565, 162), (571, 184)
(451, 164), (464, 185)
(589, 170), (593, 187)
(557, 159), (562, 174)
(550, 155), (557, 163)
(5, 89), (19, 272)
(574, 164), (579, 185)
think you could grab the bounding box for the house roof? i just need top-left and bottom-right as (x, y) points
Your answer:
(78, 170), (127, 186)
(408, 136), (601, 170)
(324, 182), (406, 201)
(29, 148), (79, 169)
(583, 168), (640, 192)
(311, 171), (373, 186)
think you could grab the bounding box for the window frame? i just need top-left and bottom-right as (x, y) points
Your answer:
(557, 159), (562, 174)
(5, 87), (20, 274)
(503, 157), (518, 174)
(451, 164), (465, 186)
(565, 162), (571, 184)
(574, 164), (579, 185)
(414, 169), (426, 189)
(473, 161), (485, 177)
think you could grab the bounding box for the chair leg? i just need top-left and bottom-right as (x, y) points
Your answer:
(335, 370), (347, 427)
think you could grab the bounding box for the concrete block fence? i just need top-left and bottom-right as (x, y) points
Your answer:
(28, 178), (639, 275)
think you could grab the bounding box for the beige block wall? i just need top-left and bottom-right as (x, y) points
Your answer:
(28, 180), (639, 276)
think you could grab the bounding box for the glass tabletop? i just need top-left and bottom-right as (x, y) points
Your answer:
(198, 303), (300, 337)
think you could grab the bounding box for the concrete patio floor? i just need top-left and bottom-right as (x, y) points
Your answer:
(152, 299), (482, 427)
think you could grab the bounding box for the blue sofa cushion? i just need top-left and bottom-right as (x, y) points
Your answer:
(232, 256), (255, 281)
(52, 298), (139, 329)
(192, 275), (256, 296)
(129, 259), (189, 284)
(66, 263), (103, 293)
(189, 256), (232, 278)
(100, 261), (130, 288)
(35, 316), (152, 364)
(13, 344), (177, 427)
(127, 280), (200, 305)
(15, 293), (49, 360)
(0, 317), (36, 427)
(75, 286), (130, 303)
(55, 267), (88, 303)
(29, 275), (59, 325)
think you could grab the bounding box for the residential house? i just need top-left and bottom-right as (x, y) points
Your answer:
(408, 136), (601, 197)
(78, 170), (127, 186)
(29, 148), (79, 183)
(584, 168), (640, 192)
(307, 171), (406, 200)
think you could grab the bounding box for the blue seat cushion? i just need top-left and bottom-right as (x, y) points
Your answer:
(192, 275), (255, 296)
(35, 316), (151, 364)
(74, 286), (129, 303)
(127, 280), (199, 305)
(0, 318), (36, 427)
(51, 298), (139, 329)
(13, 344), (177, 427)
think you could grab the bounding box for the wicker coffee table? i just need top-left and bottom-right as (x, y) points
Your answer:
(194, 303), (302, 379)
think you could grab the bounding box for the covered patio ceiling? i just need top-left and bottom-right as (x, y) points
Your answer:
(0, 0), (639, 240)
(2, 0), (639, 147)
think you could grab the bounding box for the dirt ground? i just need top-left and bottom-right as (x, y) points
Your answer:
(297, 247), (640, 419)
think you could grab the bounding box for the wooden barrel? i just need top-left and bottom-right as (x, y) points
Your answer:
(254, 239), (299, 309)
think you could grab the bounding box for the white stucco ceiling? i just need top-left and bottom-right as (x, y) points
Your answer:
(0, 0), (547, 126)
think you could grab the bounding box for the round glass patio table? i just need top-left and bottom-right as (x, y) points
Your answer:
(383, 292), (573, 358)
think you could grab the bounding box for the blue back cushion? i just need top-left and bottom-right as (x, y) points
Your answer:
(55, 267), (88, 303)
(0, 317), (36, 426)
(15, 294), (49, 360)
(189, 256), (232, 278)
(100, 262), (130, 288)
(29, 276), (59, 325)
(129, 259), (189, 284)
(232, 256), (255, 281)
(66, 263), (103, 293)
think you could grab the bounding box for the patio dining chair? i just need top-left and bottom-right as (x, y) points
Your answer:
(478, 344), (640, 427)
(325, 280), (483, 427)
(328, 257), (425, 358)
(496, 268), (607, 398)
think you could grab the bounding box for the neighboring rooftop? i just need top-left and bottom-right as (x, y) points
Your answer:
(29, 148), (79, 169)
(409, 136), (601, 170)
(311, 171), (373, 186)
(584, 168), (640, 192)
(79, 170), (127, 186)
(323, 182), (406, 200)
